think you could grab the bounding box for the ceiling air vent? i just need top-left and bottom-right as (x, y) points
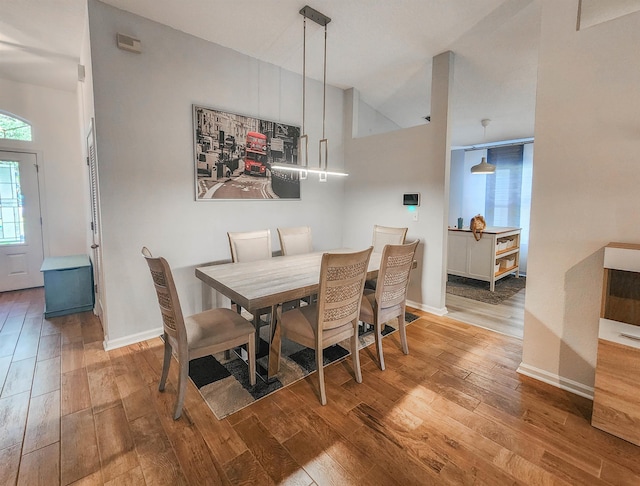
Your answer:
(116, 33), (141, 54)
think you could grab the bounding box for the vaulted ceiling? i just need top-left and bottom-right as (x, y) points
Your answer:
(1, 0), (543, 146)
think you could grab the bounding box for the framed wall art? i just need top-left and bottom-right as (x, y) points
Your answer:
(193, 105), (301, 200)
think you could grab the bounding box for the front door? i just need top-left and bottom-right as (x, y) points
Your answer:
(0, 151), (44, 291)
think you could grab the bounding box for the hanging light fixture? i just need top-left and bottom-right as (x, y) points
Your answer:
(470, 119), (496, 175)
(272, 5), (347, 180)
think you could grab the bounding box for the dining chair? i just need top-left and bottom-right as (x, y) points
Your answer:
(277, 226), (313, 256)
(227, 229), (272, 262)
(278, 226), (315, 307)
(366, 225), (408, 291)
(372, 225), (408, 253)
(278, 247), (373, 405)
(142, 247), (256, 419)
(227, 229), (272, 346)
(359, 239), (419, 370)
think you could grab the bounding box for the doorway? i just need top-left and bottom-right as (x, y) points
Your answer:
(446, 144), (532, 338)
(0, 150), (44, 291)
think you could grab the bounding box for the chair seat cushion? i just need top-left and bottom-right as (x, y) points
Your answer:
(185, 308), (255, 351)
(281, 304), (352, 345)
(359, 289), (403, 325)
(359, 290), (376, 323)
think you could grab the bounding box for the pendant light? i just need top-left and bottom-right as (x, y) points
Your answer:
(470, 119), (496, 175)
(272, 5), (347, 180)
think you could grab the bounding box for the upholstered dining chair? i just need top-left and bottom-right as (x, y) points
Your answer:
(372, 225), (408, 253)
(366, 225), (408, 291)
(228, 229), (272, 263)
(278, 226), (315, 307)
(359, 239), (419, 370)
(278, 247), (373, 405)
(227, 229), (272, 345)
(277, 226), (313, 256)
(142, 247), (256, 419)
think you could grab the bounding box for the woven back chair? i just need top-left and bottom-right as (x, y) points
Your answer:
(359, 240), (419, 370)
(278, 247), (373, 405)
(142, 247), (255, 419)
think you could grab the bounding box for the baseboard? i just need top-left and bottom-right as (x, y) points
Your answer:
(103, 327), (163, 351)
(516, 362), (594, 400)
(406, 300), (448, 317)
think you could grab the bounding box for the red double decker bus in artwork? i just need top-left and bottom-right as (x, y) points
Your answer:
(244, 131), (268, 176)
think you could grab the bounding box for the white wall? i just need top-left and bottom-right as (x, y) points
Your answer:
(449, 149), (489, 228)
(0, 78), (87, 258)
(448, 149), (465, 227)
(87, 0), (347, 347)
(354, 92), (402, 138)
(520, 1), (640, 396)
(342, 52), (454, 315)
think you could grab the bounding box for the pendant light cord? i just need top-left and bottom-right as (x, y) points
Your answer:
(302, 18), (306, 135)
(322, 23), (327, 140)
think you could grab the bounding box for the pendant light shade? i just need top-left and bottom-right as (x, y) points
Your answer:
(470, 156), (496, 174)
(470, 118), (495, 174)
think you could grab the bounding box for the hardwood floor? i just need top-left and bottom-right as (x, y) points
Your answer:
(1, 287), (639, 485)
(445, 287), (525, 338)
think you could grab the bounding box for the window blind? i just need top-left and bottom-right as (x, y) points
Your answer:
(485, 145), (524, 227)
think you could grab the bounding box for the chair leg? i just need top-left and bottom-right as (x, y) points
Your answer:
(374, 320), (385, 371)
(399, 308), (409, 355)
(316, 348), (327, 405)
(247, 333), (256, 386)
(159, 334), (171, 391)
(351, 325), (363, 383)
(174, 359), (188, 420)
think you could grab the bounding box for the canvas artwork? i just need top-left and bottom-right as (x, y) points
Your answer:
(193, 105), (301, 200)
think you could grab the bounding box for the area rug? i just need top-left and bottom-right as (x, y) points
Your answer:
(188, 311), (420, 419)
(446, 274), (526, 305)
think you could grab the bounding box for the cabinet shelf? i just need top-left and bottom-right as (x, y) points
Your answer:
(495, 265), (518, 277)
(496, 248), (519, 257)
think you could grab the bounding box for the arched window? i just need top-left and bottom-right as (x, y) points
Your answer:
(0, 111), (32, 141)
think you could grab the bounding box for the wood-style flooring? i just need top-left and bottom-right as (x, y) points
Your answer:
(1, 287), (639, 485)
(445, 287), (525, 339)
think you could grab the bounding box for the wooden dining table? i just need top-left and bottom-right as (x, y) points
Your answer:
(195, 249), (382, 379)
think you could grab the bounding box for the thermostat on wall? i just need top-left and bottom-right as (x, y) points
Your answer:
(403, 193), (420, 206)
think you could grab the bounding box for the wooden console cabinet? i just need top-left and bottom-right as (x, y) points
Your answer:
(447, 227), (521, 291)
(592, 242), (640, 446)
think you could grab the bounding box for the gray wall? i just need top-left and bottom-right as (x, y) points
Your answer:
(342, 52), (454, 314)
(88, 1), (348, 347)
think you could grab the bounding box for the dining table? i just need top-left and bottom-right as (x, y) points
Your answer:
(195, 249), (383, 379)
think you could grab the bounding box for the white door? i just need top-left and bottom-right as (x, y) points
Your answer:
(87, 119), (103, 317)
(0, 151), (44, 291)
